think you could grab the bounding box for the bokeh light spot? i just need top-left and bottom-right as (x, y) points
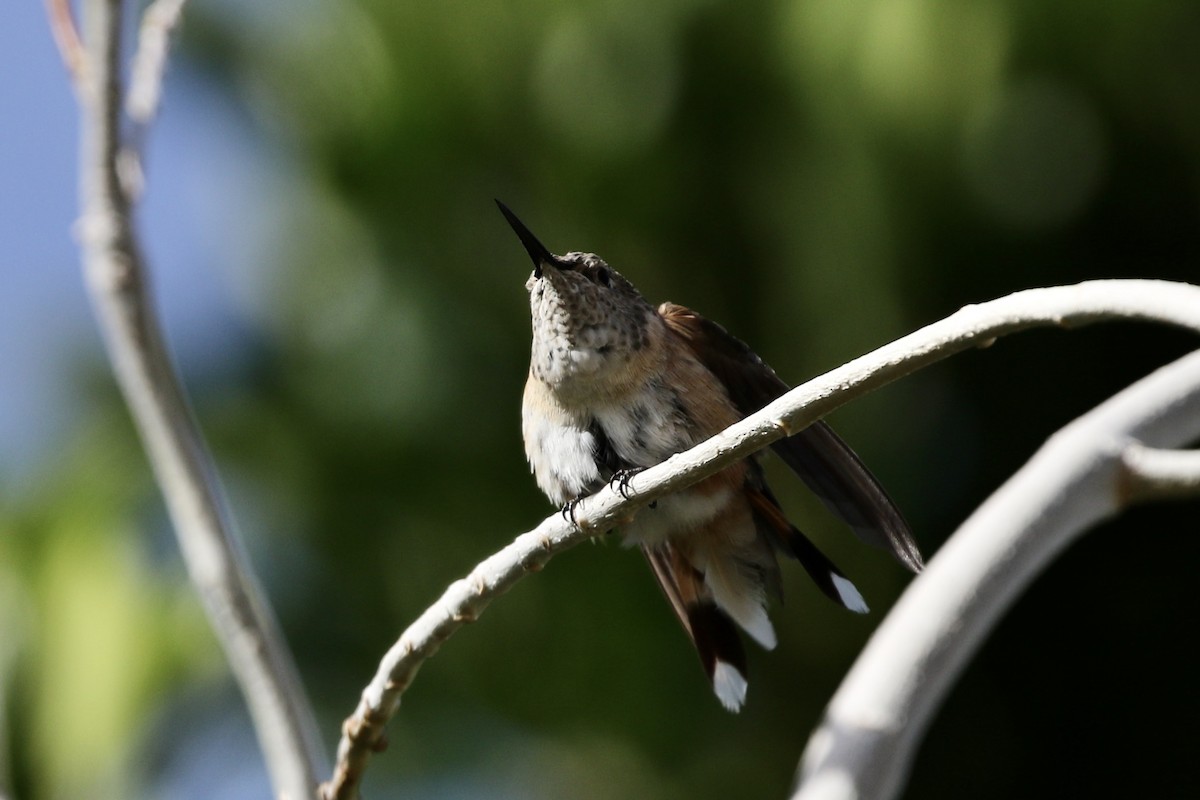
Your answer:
(534, 10), (680, 158)
(962, 77), (1108, 231)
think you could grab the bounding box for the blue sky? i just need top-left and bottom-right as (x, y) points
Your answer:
(1, 2), (278, 483)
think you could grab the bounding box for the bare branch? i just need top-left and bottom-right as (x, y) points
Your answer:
(1120, 444), (1200, 502)
(790, 351), (1200, 800)
(127, 0), (188, 126)
(323, 279), (1200, 799)
(73, 1), (324, 796)
(44, 0), (86, 92)
(122, 0), (189, 199)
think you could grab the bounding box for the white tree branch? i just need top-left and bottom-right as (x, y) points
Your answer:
(73, 1), (324, 796)
(126, 0), (188, 127)
(1119, 444), (1200, 502)
(322, 279), (1200, 799)
(120, 0), (189, 200)
(790, 351), (1200, 800)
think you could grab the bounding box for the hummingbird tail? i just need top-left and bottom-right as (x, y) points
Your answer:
(643, 546), (752, 713)
(687, 602), (751, 712)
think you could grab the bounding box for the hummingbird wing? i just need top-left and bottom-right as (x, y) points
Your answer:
(658, 302), (924, 572)
(642, 544), (750, 713)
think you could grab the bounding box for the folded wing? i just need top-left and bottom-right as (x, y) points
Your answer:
(658, 302), (923, 572)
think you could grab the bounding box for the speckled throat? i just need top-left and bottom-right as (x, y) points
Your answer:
(526, 251), (659, 404)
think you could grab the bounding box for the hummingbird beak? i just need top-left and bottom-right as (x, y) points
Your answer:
(496, 200), (563, 273)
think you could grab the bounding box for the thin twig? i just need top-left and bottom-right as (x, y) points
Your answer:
(790, 350), (1200, 800)
(74, 1), (325, 796)
(122, 0), (189, 199)
(322, 279), (1200, 800)
(127, 0), (188, 125)
(44, 0), (86, 92)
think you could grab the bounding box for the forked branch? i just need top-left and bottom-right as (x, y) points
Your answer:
(68, 1), (325, 796)
(791, 347), (1200, 800)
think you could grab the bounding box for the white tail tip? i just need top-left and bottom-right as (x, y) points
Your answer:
(713, 660), (748, 712)
(745, 611), (778, 650)
(833, 574), (869, 614)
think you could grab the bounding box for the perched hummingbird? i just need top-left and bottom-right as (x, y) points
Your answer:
(498, 201), (922, 712)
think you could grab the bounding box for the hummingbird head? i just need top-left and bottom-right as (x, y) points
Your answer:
(496, 201), (659, 399)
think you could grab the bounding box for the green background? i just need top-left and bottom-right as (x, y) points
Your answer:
(5, 0), (1200, 797)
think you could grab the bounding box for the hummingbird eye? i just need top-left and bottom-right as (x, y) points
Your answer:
(595, 267), (611, 286)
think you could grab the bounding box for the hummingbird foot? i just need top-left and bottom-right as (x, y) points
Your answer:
(609, 468), (646, 499)
(609, 468), (657, 509)
(560, 497), (585, 528)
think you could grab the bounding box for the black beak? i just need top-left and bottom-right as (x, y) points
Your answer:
(496, 200), (562, 271)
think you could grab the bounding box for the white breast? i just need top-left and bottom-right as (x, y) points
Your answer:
(522, 402), (602, 507)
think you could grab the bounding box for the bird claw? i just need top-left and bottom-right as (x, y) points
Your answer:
(560, 497), (584, 527)
(609, 468), (645, 500)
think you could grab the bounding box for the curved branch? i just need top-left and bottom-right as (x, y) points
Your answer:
(322, 279), (1200, 799)
(75, 1), (324, 796)
(790, 349), (1200, 800)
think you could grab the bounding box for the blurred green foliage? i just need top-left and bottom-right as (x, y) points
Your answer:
(7, 0), (1200, 797)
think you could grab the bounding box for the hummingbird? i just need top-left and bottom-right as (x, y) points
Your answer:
(498, 201), (922, 712)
